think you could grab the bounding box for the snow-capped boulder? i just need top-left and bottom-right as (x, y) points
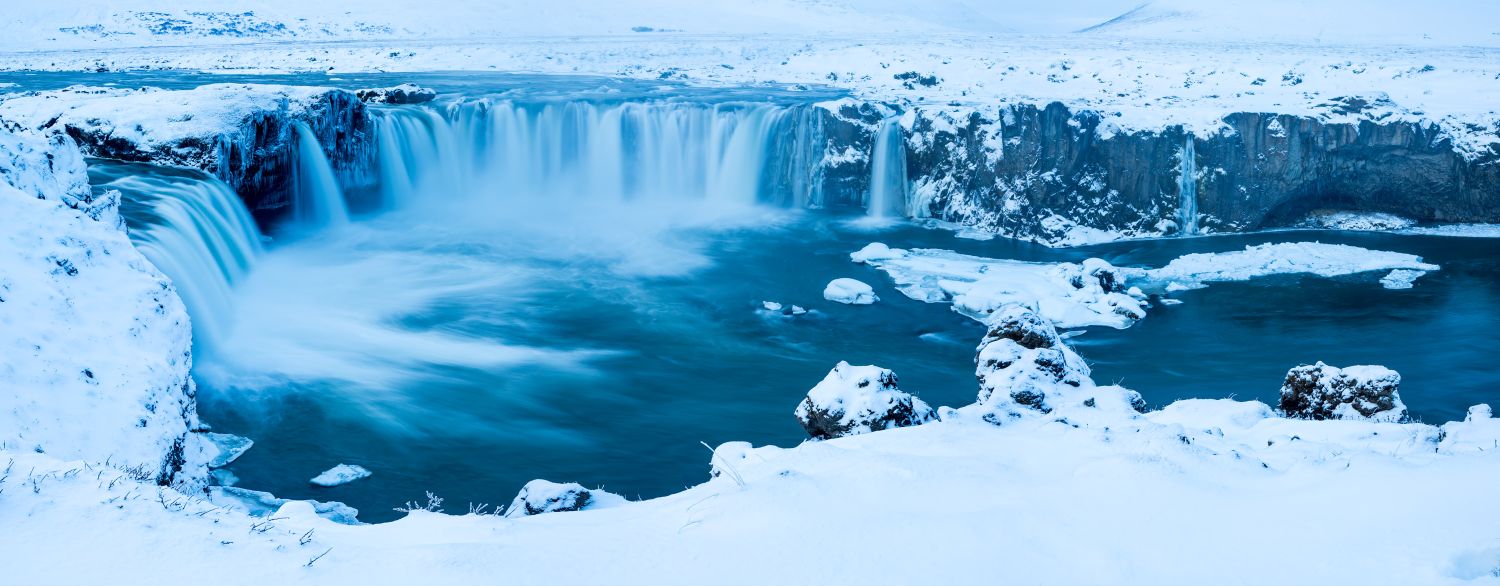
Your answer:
(1279, 362), (1409, 423)
(504, 480), (626, 518)
(0, 123), (200, 485)
(356, 84), (437, 104)
(795, 361), (936, 439)
(824, 278), (879, 304)
(975, 306), (1090, 409)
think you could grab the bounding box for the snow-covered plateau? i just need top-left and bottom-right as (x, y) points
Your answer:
(2, 2), (1500, 584)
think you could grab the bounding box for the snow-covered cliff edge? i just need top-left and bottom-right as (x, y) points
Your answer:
(0, 121), (200, 484)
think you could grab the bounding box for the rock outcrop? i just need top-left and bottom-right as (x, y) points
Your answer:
(795, 361), (936, 439)
(1279, 362), (1409, 423)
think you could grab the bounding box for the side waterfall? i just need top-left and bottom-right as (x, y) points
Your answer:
(867, 117), (908, 217)
(1177, 135), (1199, 236)
(90, 160), (263, 350)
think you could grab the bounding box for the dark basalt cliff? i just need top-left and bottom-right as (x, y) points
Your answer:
(818, 100), (1500, 244)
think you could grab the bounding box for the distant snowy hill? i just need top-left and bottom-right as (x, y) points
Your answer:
(12, 0), (1494, 51)
(1081, 0), (1500, 46)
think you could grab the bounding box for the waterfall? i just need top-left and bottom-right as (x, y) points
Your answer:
(292, 122), (351, 228)
(867, 117), (908, 218)
(370, 100), (825, 209)
(1177, 135), (1199, 236)
(90, 160), (263, 350)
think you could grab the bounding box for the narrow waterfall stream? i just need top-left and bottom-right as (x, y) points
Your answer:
(1177, 136), (1199, 236)
(867, 117), (908, 218)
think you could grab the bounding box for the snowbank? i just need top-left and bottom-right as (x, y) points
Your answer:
(0, 122), (200, 484)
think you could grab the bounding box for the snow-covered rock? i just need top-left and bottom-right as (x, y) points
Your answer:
(0, 122), (200, 485)
(974, 306), (1089, 408)
(1279, 362), (1409, 423)
(355, 83), (436, 104)
(794, 361), (936, 439)
(823, 278), (879, 305)
(310, 464), (372, 487)
(504, 479), (626, 518)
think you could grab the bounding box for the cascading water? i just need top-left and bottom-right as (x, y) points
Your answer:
(370, 100), (826, 209)
(292, 122), (352, 228)
(867, 117), (909, 218)
(89, 160), (263, 350)
(1177, 136), (1199, 236)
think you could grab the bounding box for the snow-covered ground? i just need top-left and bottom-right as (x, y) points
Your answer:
(2, 3), (1499, 158)
(3, 3), (1500, 584)
(5, 379), (1499, 584)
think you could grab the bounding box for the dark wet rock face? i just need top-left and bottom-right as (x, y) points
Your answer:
(795, 361), (936, 439)
(1280, 362), (1410, 423)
